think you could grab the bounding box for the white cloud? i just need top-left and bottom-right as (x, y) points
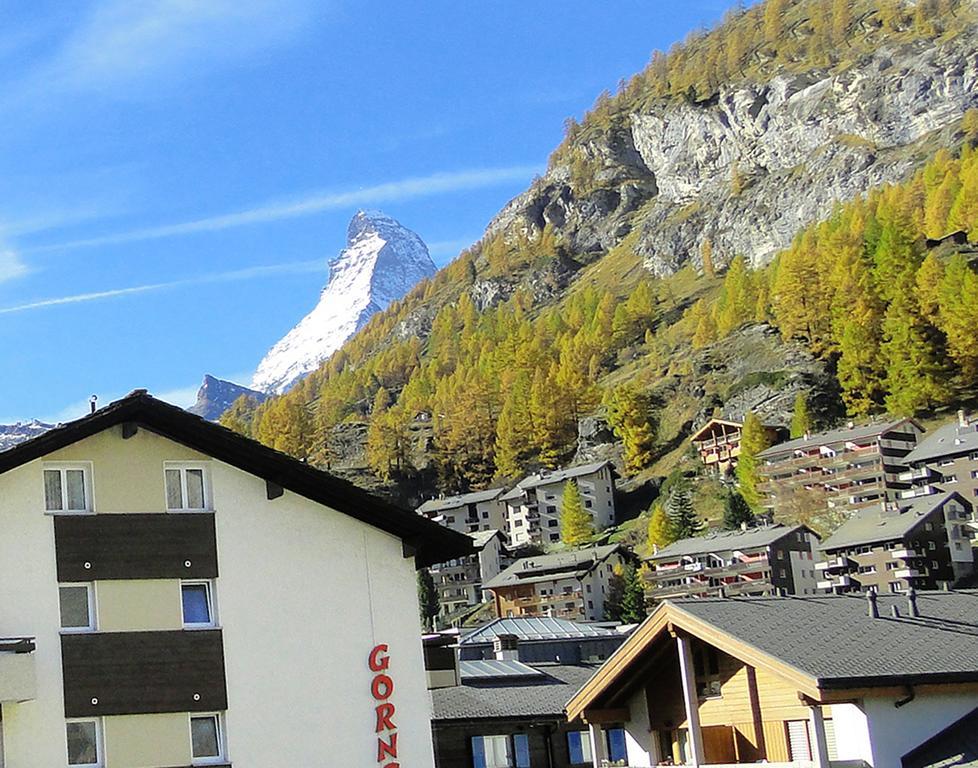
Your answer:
(0, 249), (30, 283)
(0, 258), (323, 315)
(28, 165), (541, 253)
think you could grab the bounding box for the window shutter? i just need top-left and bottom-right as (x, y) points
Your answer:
(787, 720), (812, 760)
(514, 734), (530, 768)
(470, 736), (486, 768)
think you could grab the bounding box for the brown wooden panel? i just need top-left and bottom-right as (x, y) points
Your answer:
(55, 513), (217, 581)
(62, 630), (227, 717)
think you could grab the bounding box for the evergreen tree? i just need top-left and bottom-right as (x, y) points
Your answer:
(603, 566), (626, 622)
(619, 563), (648, 624)
(560, 480), (594, 546)
(736, 412), (771, 508)
(722, 489), (755, 531)
(789, 392), (812, 439)
(417, 569), (440, 631)
(647, 501), (677, 552)
(666, 476), (701, 539)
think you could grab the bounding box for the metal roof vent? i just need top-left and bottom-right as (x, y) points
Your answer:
(867, 589), (879, 619)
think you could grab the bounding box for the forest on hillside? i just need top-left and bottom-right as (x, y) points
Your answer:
(220, 0), (978, 506)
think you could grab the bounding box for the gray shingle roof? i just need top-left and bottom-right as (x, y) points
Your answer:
(819, 492), (965, 551)
(904, 417), (978, 464)
(460, 617), (618, 645)
(647, 524), (808, 561)
(758, 418), (914, 459)
(674, 590), (978, 687)
(430, 663), (599, 720)
(469, 529), (503, 549)
(484, 545), (620, 590)
(418, 487), (507, 514)
(500, 461), (612, 501)
(902, 706), (978, 768)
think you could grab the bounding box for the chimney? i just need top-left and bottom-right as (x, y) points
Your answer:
(89, 395), (98, 414)
(907, 586), (920, 618)
(740, 521), (748, 532)
(493, 634), (519, 662)
(958, 409), (968, 428)
(846, 420), (854, 429)
(866, 588), (879, 619)
(891, 605), (900, 619)
(803, 431), (811, 441)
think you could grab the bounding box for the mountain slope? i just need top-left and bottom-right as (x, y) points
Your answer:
(188, 375), (267, 421)
(0, 420), (54, 451)
(252, 210), (436, 394)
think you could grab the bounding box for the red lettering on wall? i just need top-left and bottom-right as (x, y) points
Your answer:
(371, 673), (394, 700)
(377, 733), (398, 761)
(369, 644), (390, 672)
(375, 702), (397, 733)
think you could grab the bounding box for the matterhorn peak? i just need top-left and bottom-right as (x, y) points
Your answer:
(251, 211), (435, 394)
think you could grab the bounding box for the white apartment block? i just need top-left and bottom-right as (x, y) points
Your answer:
(418, 487), (508, 536)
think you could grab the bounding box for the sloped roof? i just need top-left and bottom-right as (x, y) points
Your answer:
(501, 461), (612, 501)
(469, 529), (504, 549)
(460, 616), (618, 645)
(820, 492), (967, 551)
(0, 390), (471, 567)
(417, 487), (507, 514)
(902, 705), (978, 768)
(431, 663), (599, 720)
(458, 659), (543, 681)
(484, 545), (621, 590)
(905, 417), (978, 464)
(568, 590), (978, 721)
(647, 524), (810, 561)
(758, 418), (917, 459)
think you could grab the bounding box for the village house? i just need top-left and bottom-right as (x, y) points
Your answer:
(418, 487), (509, 537)
(484, 545), (627, 623)
(567, 590), (978, 767)
(689, 418), (782, 477)
(502, 462), (617, 549)
(900, 409), (978, 506)
(430, 529), (508, 623)
(0, 390), (470, 768)
(816, 491), (976, 593)
(644, 524), (820, 601)
(756, 418), (923, 517)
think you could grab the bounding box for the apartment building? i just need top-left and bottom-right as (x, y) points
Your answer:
(502, 462), (616, 548)
(644, 524), (820, 601)
(0, 390), (469, 768)
(431, 529), (507, 623)
(901, 409), (978, 504)
(568, 590), (978, 767)
(756, 418), (923, 516)
(418, 487), (508, 536)
(483, 545), (627, 622)
(690, 418), (782, 477)
(816, 491), (976, 593)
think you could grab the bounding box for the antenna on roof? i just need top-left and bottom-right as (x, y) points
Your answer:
(89, 395), (98, 414)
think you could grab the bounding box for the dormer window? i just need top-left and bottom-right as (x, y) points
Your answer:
(44, 465), (92, 513)
(165, 464), (209, 511)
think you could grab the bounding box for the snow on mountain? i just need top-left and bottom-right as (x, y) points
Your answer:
(188, 375), (267, 421)
(0, 420), (54, 451)
(252, 210), (436, 394)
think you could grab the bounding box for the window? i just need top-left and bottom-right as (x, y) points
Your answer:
(165, 465), (208, 511)
(584, 499), (593, 508)
(60, 584), (95, 632)
(190, 714), (225, 765)
(549, 534), (559, 542)
(471, 734), (529, 768)
(567, 731), (593, 764)
(44, 466), (91, 512)
(182, 582), (215, 627)
(606, 728), (627, 763)
(66, 718), (101, 766)
(548, 519), (559, 528)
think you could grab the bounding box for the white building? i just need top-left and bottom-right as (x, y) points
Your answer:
(418, 487), (508, 536)
(0, 390), (469, 768)
(430, 529), (507, 623)
(502, 462), (617, 548)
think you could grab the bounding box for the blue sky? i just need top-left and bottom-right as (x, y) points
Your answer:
(0, 0), (740, 422)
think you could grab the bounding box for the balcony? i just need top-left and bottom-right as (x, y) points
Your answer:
(894, 568), (920, 579)
(817, 574), (852, 590)
(891, 548), (919, 559)
(816, 556), (851, 572)
(0, 637), (36, 702)
(898, 466), (934, 483)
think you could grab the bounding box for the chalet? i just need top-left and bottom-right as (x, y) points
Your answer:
(816, 491), (976, 593)
(0, 390), (469, 767)
(645, 524), (820, 601)
(757, 418), (923, 517)
(689, 418), (781, 477)
(502, 462), (617, 548)
(484, 545), (627, 622)
(567, 590), (978, 767)
(419, 487), (509, 537)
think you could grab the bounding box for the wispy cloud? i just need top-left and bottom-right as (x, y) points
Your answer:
(0, 259), (323, 316)
(28, 165), (541, 254)
(0, 249), (30, 283)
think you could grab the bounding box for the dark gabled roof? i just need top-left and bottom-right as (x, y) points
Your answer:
(500, 461), (613, 501)
(484, 545), (621, 590)
(758, 418), (919, 459)
(647, 524), (811, 561)
(430, 663), (599, 721)
(820, 492), (967, 551)
(902, 705), (978, 768)
(904, 417), (978, 464)
(0, 391), (470, 567)
(417, 487), (507, 514)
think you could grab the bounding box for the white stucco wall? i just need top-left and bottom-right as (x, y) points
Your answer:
(829, 703), (873, 764)
(623, 687), (656, 766)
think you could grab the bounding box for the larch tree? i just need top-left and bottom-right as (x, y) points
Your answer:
(736, 412), (771, 509)
(647, 501), (677, 552)
(560, 480), (595, 546)
(789, 392), (812, 439)
(701, 238), (716, 278)
(605, 385), (658, 475)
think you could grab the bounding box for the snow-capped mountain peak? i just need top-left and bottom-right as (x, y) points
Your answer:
(252, 210), (436, 394)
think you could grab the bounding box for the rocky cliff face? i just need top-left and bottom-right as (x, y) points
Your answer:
(252, 210), (436, 394)
(188, 375), (267, 421)
(490, 32), (978, 275)
(0, 420), (53, 451)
